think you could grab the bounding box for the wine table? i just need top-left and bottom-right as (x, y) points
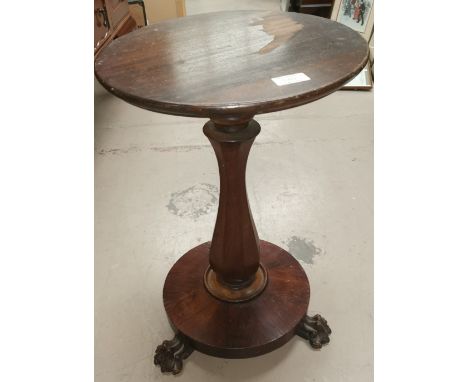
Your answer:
(95, 10), (368, 375)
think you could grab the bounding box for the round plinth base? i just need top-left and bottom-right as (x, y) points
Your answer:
(163, 240), (310, 358)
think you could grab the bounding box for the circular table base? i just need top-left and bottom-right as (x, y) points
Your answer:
(163, 240), (310, 358)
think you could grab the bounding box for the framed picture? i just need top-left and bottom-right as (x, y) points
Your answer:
(280, 0), (290, 12)
(332, 0), (374, 41)
(341, 62), (372, 90)
(332, 1), (374, 90)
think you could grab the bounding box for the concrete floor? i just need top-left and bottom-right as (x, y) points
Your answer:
(95, 1), (373, 381)
(185, 0), (281, 15)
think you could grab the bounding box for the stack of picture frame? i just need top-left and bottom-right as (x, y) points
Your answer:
(333, 0), (374, 90)
(282, 1), (374, 90)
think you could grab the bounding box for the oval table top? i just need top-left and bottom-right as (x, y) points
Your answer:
(95, 10), (369, 119)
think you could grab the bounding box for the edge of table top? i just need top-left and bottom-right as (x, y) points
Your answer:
(95, 11), (369, 119)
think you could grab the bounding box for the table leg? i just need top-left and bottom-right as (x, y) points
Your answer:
(154, 117), (331, 374)
(296, 314), (332, 349)
(154, 332), (193, 375)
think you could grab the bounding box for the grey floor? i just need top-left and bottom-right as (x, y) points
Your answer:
(95, 1), (373, 381)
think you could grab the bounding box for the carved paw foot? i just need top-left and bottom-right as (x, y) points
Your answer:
(154, 332), (194, 375)
(296, 314), (332, 349)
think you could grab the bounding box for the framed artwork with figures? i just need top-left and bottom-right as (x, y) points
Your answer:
(333, 0), (374, 41)
(331, 0), (374, 89)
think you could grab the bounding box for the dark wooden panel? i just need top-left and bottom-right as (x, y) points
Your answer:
(301, 0), (333, 4)
(106, 0), (129, 29)
(94, 0), (111, 50)
(94, 5), (137, 57)
(300, 7), (333, 18)
(114, 14), (137, 39)
(300, 0), (334, 18)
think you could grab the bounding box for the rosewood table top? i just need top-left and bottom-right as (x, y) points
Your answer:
(95, 10), (368, 118)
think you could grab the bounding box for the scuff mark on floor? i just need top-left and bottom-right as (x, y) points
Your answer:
(285, 235), (323, 264)
(96, 146), (141, 155)
(167, 183), (218, 220)
(96, 141), (292, 156)
(149, 144), (210, 153)
(96, 144), (208, 155)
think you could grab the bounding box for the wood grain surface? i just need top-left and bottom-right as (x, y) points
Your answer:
(163, 240), (310, 358)
(95, 10), (369, 118)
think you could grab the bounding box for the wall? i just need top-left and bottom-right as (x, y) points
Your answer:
(145, 0), (186, 23)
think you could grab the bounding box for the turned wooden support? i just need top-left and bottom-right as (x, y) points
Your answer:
(203, 118), (266, 301)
